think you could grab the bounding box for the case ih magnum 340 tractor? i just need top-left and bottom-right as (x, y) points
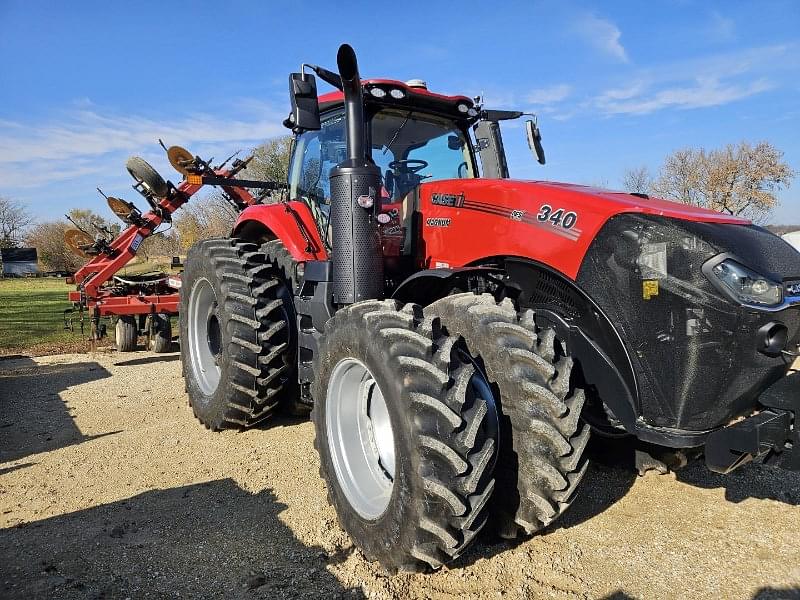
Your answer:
(178, 45), (800, 572)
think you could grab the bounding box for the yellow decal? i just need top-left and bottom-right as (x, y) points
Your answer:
(643, 279), (659, 300)
(187, 174), (203, 185)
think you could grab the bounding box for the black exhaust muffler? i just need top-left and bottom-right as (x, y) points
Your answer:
(329, 44), (384, 305)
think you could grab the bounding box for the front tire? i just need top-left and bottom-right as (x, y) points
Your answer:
(312, 301), (499, 573)
(179, 238), (296, 430)
(426, 294), (590, 538)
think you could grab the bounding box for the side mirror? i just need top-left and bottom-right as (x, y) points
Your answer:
(525, 119), (546, 165)
(288, 72), (321, 131)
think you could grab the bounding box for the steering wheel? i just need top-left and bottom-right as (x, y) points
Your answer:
(389, 159), (428, 174)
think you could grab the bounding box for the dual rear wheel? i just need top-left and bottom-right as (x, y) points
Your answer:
(179, 238), (300, 429)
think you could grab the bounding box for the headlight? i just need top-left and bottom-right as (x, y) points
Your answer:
(710, 259), (783, 307)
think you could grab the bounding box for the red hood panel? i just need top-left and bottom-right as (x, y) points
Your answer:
(415, 179), (749, 280)
(526, 180), (749, 224)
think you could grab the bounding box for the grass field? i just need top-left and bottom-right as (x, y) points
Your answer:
(0, 257), (180, 355)
(0, 277), (91, 354)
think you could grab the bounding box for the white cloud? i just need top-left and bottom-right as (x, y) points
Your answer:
(597, 77), (773, 115)
(574, 14), (628, 62)
(526, 84), (572, 106)
(0, 102), (287, 194)
(588, 44), (797, 117)
(0, 108), (285, 165)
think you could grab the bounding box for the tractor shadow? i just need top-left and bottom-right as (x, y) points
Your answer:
(112, 353), (180, 367)
(675, 459), (800, 505)
(0, 357), (117, 464)
(451, 436), (640, 568)
(752, 588), (800, 599)
(0, 479), (363, 599)
(456, 434), (799, 568)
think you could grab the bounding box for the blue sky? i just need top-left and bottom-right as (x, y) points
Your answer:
(1, 0), (798, 223)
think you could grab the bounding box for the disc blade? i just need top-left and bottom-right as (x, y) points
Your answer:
(64, 229), (94, 258)
(168, 146), (194, 177)
(107, 196), (134, 222)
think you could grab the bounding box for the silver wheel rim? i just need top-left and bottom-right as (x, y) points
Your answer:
(187, 278), (222, 396)
(326, 358), (395, 520)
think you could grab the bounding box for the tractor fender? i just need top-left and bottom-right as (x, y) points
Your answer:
(393, 260), (640, 437)
(502, 257), (639, 435)
(391, 267), (502, 306)
(232, 201), (328, 262)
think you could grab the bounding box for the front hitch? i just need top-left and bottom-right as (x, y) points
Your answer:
(705, 372), (800, 473)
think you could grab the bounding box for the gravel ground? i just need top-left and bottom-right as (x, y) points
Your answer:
(1, 350), (799, 600)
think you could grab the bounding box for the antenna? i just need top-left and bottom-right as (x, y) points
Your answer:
(65, 214), (93, 237)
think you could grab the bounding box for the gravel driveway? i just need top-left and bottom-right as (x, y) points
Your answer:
(1, 351), (799, 599)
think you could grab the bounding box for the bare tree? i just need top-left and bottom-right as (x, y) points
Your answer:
(241, 136), (293, 186)
(622, 166), (654, 194)
(66, 208), (121, 239)
(26, 221), (85, 272)
(138, 229), (181, 261)
(0, 197), (33, 248)
(651, 141), (794, 223)
(174, 195), (238, 251)
(24, 206), (129, 272)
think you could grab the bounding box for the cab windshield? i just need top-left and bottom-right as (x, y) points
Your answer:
(289, 108), (474, 207)
(370, 109), (475, 201)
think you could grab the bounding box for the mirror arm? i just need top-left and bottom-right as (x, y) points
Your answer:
(304, 64), (343, 91)
(481, 109), (524, 122)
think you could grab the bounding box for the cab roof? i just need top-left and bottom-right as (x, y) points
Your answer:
(318, 79), (478, 122)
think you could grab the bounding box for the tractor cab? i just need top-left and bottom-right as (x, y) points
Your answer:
(286, 79), (481, 254)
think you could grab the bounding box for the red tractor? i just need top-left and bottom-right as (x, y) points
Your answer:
(177, 45), (800, 572)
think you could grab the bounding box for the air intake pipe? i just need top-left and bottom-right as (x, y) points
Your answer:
(329, 44), (384, 304)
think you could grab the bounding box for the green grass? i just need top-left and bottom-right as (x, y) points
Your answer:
(0, 277), (86, 353)
(0, 257), (181, 354)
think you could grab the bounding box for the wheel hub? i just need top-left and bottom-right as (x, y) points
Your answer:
(206, 312), (222, 361)
(187, 278), (221, 396)
(326, 358), (395, 520)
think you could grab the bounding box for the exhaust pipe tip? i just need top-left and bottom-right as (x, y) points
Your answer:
(337, 44), (358, 82)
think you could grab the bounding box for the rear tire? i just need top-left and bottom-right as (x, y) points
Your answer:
(426, 293), (590, 538)
(115, 316), (137, 352)
(147, 315), (172, 353)
(312, 300), (499, 572)
(179, 238), (296, 430)
(260, 240), (309, 416)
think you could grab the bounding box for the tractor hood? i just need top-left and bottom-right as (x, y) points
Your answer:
(524, 180), (752, 224)
(430, 178), (750, 225)
(416, 178), (754, 280)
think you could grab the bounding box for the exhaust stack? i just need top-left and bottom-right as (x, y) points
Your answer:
(329, 44), (384, 304)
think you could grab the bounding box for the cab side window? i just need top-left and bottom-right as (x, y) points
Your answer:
(288, 111), (346, 220)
